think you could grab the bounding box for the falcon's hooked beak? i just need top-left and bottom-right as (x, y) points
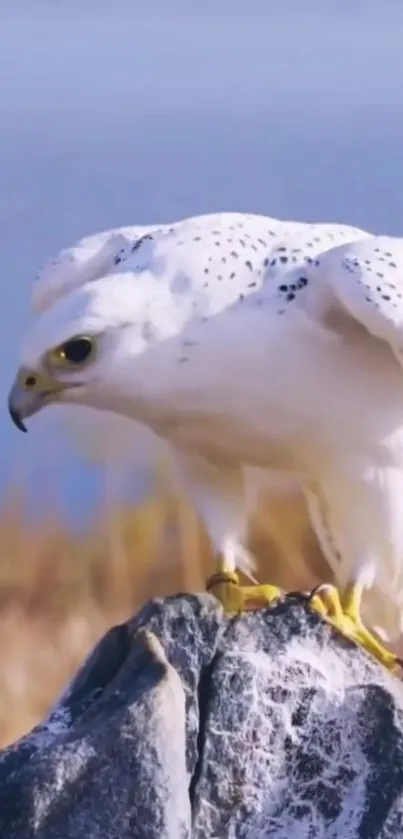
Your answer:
(7, 367), (71, 432)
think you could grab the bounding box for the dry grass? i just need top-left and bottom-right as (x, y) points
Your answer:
(0, 477), (332, 748)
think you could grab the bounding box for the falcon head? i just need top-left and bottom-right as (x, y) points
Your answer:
(8, 275), (161, 432)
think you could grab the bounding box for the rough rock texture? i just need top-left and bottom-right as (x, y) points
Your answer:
(1, 592), (403, 838)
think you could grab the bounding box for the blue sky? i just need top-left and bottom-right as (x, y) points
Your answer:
(1, 1), (403, 521)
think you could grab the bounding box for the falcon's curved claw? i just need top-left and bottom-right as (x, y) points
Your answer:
(206, 557), (282, 613)
(309, 583), (400, 672)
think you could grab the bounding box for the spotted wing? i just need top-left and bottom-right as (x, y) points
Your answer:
(316, 235), (403, 364)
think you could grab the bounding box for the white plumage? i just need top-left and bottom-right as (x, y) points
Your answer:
(13, 211), (403, 642)
(30, 211), (369, 477)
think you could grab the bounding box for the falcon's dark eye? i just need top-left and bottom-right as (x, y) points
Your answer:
(50, 336), (95, 367)
(62, 337), (94, 364)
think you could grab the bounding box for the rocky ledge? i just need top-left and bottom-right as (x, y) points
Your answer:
(1, 592), (403, 838)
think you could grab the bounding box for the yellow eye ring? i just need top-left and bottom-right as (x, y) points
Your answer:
(47, 335), (96, 368)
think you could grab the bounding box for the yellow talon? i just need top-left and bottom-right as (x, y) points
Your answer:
(310, 583), (400, 672)
(206, 557), (282, 613)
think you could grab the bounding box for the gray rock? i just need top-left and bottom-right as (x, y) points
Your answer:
(1, 592), (403, 838)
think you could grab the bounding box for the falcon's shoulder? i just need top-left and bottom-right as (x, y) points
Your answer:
(31, 224), (158, 314)
(315, 235), (403, 357)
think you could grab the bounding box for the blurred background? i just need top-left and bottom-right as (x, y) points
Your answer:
(0, 0), (403, 745)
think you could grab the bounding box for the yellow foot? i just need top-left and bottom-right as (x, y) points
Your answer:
(206, 570), (282, 613)
(309, 583), (400, 672)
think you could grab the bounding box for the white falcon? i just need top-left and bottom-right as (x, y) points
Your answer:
(8, 211), (403, 670)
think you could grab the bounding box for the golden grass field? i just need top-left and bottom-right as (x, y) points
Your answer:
(0, 477), (331, 748)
